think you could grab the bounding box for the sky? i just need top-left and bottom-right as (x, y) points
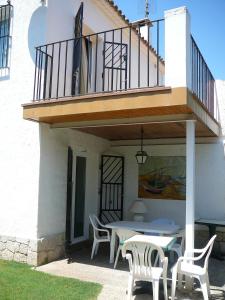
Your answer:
(114, 0), (225, 80)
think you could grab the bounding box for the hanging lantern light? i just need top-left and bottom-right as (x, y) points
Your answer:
(135, 126), (148, 164)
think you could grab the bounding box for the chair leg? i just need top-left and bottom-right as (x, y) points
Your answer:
(170, 251), (175, 263)
(152, 279), (159, 300)
(127, 274), (133, 300)
(200, 275), (209, 300)
(171, 248), (181, 264)
(95, 242), (99, 255)
(205, 273), (211, 297)
(91, 241), (96, 260)
(154, 253), (159, 266)
(171, 267), (177, 300)
(177, 273), (183, 289)
(163, 274), (168, 300)
(114, 246), (121, 269)
(177, 248), (182, 257)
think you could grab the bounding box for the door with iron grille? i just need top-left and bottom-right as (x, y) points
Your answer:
(102, 41), (128, 92)
(99, 155), (124, 224)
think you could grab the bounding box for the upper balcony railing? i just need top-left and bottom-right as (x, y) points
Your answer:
(33, 19), (165, 101)
(190, 36), (215, 117)
(32, 14), (217, 122)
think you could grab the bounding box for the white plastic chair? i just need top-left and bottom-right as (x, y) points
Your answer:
(169, 229), (185, 260)
(171, 235), (217, 300)
(122, 237), (168, 300)
(146, 218), (178, 266)
(114, 229), (140, 269)
(89, 214), (111, 260)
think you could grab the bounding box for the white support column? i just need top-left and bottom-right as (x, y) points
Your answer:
(186, 120), (196, 253)
(164, 6), (191, 89)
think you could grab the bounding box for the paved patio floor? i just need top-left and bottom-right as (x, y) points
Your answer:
(36, 241), (225, 300)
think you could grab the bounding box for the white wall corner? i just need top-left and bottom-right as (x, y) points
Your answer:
(164, 6), (191, 89)
(164, 6), (188, 18)
(215, 80), (225, 135)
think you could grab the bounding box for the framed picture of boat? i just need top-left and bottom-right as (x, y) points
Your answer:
(138, 156), (186, 200)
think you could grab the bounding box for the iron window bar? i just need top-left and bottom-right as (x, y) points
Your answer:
(0, 2), (13, 69)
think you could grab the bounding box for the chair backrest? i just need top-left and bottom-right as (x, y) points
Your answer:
(94, 214), (106, 228)
(89, 214), (101, 239)
(184, 235), (216, 271)
(116, 229), (139, 245)
(122, 239), (167, 280)
(202, 235), (217, 271)
(173, 229), (185, 252)
(150, 218), (176, 225)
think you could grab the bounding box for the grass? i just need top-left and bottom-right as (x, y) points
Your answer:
(0, 260), (102, 300)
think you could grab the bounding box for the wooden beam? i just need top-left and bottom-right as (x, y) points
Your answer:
(23, 87), (188, 123)
(22, 86), (220, 137)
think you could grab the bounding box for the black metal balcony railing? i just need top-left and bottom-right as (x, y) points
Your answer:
(32, 19), (217, 122)
(0, 3), (13, 69)
(33, 19), (165, 101)
(191, 36), (215, 117)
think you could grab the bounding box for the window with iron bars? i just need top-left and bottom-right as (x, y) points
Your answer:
(0, 2), (12, 69)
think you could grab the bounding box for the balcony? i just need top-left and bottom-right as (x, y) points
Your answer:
(23, 7), (220, 139)
(32, 19), (164, 100)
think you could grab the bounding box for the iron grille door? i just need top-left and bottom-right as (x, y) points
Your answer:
(103, 41), (128, 92)
(71, 2), (83, 95)
(99, 155), (124, 224)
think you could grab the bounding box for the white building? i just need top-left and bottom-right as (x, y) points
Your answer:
(0, 0), (224, 266)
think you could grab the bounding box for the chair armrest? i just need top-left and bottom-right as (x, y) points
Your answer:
(184, 248), (204, 254)
(97, 228), (110, 238)
(125, 253), (133, 272)
(177, 256), (196, 263)
(97, 219), (107, 229)
(125, 253), (132, 260)
(184, 247), (209, 261)
(177, 253), (204, 264)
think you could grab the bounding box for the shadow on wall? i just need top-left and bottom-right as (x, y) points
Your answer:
(28, 5), (47, 63)
(37, 124), (68, 239)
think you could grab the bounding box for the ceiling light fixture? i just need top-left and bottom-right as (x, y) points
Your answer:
(135, 126), (148, 164)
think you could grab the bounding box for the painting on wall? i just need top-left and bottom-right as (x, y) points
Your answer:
(138, 156), (186, 200)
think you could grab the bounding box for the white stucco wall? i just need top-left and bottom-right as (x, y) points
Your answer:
(0, 0), (164, 242)
(31, 0), (164, 239)
(0, 0), (224, 246)
(37, 125), (110, 239)
(35, 77), (225, 239)
(216, 80), (225, 136)
(165, 6), (191, 89)
(0, 0), (47, 239)
(112, 141), (225, 228)
(43, 0), (164, 99)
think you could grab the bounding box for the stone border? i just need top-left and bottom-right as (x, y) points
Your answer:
(37, 233), (65, 265)
(0, 233), (65, 266)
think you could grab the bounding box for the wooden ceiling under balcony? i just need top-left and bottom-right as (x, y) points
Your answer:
(76, 121), (215, 140)
(22, 86), (220, 140)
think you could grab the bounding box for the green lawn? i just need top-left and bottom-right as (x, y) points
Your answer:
(0, 260), (102, 300)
